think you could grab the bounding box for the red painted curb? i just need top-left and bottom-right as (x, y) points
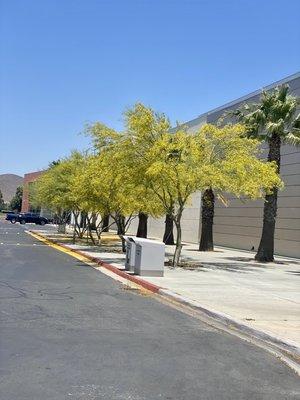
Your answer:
(30, 231), (161, 294)
(74, 249), (161, 293)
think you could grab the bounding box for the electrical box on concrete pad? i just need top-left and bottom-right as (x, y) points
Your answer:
(123, 236), (136, 272)
(134, 238), (165, 277)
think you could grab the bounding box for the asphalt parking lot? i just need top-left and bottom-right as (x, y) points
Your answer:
(0, 219), (299, 400)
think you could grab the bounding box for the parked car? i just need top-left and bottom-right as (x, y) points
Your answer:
(19, 213), (49, 225)
(6, 212), (49, 225)
(5, 212), (19, 224)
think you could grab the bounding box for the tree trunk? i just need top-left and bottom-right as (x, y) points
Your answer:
(72, 222), (76, 244)
(102, 214), (110, 232)
(90, 213), (97, 231)
(255, 134), (281, 262)
(172, 219), (182, 268)
(136, 212), (148, 238)
(163, 213), (175, 245)
(116, 215), (125, 235)
(199, 188), (215, 251)
(80, 211), (87, 233)
(56, 210), (69, 234)
(86, 214), (96, 245)
(116, 214), (126, 252)
(58, 223), (66, 234)
(73, 211), (81, 239)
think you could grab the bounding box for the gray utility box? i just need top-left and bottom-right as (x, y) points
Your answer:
(123, 236), (136, 272)
(134, 238), (165, 277)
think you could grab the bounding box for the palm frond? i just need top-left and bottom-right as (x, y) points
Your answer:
(233, 84), (299, 144)
(277, 84), (289, 102)
(217, 193), (229, 207)
(293, 112), (300, 129)
(284, 132), (300, 146)
(266, 120), (284, 135)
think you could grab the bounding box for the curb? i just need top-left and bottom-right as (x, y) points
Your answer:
(77, 250), (161, 293)
(29, 230), (300, 363)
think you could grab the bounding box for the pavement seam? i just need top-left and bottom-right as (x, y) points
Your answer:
(27, 229), (300, 373)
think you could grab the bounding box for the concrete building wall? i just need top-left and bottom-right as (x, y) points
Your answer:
(128, 73), (300, 258)
(127, 192), (202, 243)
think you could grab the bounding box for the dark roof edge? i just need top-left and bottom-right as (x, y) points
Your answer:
(184, 71), (300, 128)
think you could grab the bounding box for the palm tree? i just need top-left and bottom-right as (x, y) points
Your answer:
(199, 188), (215, 251)
(136, 212), (148, 238)
(234, 85), (300, 262)
(163, 212), (175, 245)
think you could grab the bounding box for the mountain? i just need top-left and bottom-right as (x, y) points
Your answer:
(0, 174), (23, 203)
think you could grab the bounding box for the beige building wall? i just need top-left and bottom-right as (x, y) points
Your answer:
(127, 192), (201, 243)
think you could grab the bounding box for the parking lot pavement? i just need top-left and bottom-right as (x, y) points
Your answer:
(1, 220), (300, 400)
(38, 225), (300, 348)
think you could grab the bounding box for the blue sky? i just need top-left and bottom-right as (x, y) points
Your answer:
(1, 0), (299, 176)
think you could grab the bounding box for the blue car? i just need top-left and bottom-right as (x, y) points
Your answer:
(6, 212), (49, 225)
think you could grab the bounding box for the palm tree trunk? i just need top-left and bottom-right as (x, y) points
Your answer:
(136, 212), (148, 238)
(116, 215), (125, 235)
(102, 214), (110, 232)
(116, 214), (126, 252)
(163, 213), (175, 245)
(199, 188), (215, 251)
(80, 211), (87, 229)
(255, 134), (281, 262)
(90, 212), (97, 230)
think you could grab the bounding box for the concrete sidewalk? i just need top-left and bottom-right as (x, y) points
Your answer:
(32, 227), (300, 350)
(152, 244), (300, 347)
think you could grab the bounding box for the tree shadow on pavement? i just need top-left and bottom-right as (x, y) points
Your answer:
(174, 259), (257, 273)
(287, 270), (300, 276)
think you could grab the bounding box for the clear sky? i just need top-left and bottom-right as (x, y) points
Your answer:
(1, 0), (299, 176)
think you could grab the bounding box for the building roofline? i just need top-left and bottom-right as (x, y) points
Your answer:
(185, 71), (300, 128)
(23, 170), (44, 179)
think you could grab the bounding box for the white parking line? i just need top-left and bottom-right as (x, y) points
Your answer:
(0, 243), (46, 247)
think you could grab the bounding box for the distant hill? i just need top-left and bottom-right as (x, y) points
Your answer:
(0, 174), (23, 203)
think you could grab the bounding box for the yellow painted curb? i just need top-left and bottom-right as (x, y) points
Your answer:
(27, 230), (90, 264)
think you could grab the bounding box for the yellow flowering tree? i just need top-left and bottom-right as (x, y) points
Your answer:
(124, 103), (171, 239)
(144, 124), (282, 267)
(74, 136), (141, 249)
(145, 130), (205, 267)
(33, 152), (86, 234)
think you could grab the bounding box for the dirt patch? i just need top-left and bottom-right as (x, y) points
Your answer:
(164, 259), (204, 270)
(121, 284), (151, 297)
(39, 231), (124, 254)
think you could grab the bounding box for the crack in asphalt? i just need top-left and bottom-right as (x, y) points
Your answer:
(0, 281), (74, 300)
